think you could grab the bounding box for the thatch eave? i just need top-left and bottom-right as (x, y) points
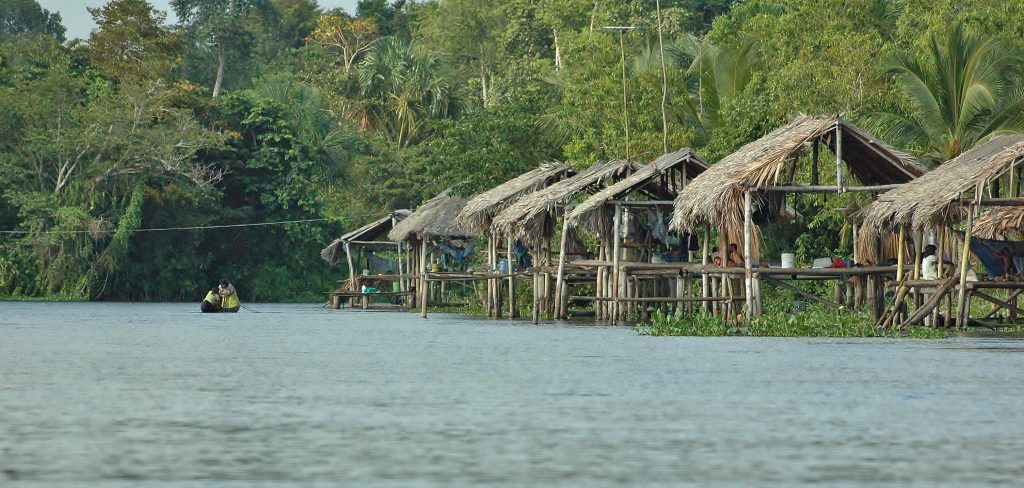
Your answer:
(320, 210), (411, 263)
(491, 159), (643, 243)
(388, 190), (471, 242)
(863, 134), (1024, 231)
(455, 162), (574, 235)
(671, 115), (925, 234)
(566, 148), (708, 236)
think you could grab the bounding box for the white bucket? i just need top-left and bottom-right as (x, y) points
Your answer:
(781, 253), (795, 268)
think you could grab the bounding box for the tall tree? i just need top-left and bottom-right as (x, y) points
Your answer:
(171, 0), (270, 97)
(415, 0), (503, 106)
(871, 21), (1024, 164)
(87, 0), (181, 80)
(307, 11), (379, 75)
(0, 0), (65, 42)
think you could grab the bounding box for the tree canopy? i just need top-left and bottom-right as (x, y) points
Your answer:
(1, 0), (1023, 301)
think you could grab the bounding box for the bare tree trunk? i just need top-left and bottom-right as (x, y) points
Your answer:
(480, 61), (489, 107)
(213, 40), (226, 98)
(554, 29), (562, 69)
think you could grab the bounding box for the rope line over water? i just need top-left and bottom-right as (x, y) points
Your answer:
(0, 216), (366, 235)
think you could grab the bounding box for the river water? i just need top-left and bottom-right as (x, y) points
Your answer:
(1, 302), (1022, 486)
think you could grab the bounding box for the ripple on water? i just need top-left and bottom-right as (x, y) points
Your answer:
(0, 302), (1022, 486)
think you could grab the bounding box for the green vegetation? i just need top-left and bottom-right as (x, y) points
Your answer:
(1, 0), (1023, 303)
(636, 307), (950, 338)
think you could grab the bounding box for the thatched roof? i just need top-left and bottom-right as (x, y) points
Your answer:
(320, 210), (411, 263)
(491, 159), (643, 242)
(671, 115), (924, 233)
(388, 189), (470, 241)
(566, 148), (708, 235)
(863, 134), (1024, 231)
(973, 206), (1024, 240)
(455, 162), (574, 235)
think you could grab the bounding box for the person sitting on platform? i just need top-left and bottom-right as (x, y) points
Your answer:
(726, 243), (744, 267)
(921, 245), (956, 280)
(997, 247), (1019, 281)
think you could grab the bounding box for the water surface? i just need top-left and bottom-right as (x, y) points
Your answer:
(1, 302), (1022, 486)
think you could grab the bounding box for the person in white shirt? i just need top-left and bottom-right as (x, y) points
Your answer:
(921, 245), (939, 280)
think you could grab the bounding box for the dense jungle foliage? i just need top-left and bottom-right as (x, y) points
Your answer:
(1, 0), (1023, 301)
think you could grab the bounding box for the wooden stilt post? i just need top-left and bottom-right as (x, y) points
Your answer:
(896, 226), (906, 282)
(536, 240), (544, 323)
(554, 216), (570, 319)
(485, 234), (493, 317)
(507, 238), (518, 318)
(345, 241), (356, 307)
(701, 224), (710, 313)
(957, 208), (975, 328)
(743, 191), (754, 322)
(612, 203), (623, 324)
(835, 117), (844, 191)
(420, 241), (429, 318)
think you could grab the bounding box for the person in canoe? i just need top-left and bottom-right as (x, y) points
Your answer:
(201, 287), (223, 313)
(200, 279), (241, 313)
(217, 279), (241, 312)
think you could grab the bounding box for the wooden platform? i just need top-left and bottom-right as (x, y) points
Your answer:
(326, 290), (414, 309)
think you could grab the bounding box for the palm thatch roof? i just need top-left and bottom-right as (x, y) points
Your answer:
(491, 159), (643, 242)
(566, 148), (708, 235)
(455, 162), (574, 235)
(972, 206), (1024, 240)
(863, 134), (1024, 231)
(671, 115), (924, 233)
(388, 189), (470, 242)
(320, 210), (411, 263)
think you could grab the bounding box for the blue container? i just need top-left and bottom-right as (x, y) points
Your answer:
(498, 259), (509, 273)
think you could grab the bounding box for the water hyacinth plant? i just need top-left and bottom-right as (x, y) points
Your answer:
(636, 307), (948, 339)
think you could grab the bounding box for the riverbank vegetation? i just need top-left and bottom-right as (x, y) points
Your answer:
(2, 0), (1024, 302)
(635, 308), (951, 338)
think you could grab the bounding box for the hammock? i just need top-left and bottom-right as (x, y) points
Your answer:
(365, 250), (398, 274)
(970, 237), (1024, 279)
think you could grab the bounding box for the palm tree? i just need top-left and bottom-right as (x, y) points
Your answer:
(254, 76), (360, 180)
(667, 36), (761, 147)
(869, 22), (1024, 165)
(356, 37), (458, 148)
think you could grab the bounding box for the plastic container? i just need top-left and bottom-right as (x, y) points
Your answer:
(498, 258), (509, 273)
(392, 282), (401, 292)
(781, 253), (795, 268)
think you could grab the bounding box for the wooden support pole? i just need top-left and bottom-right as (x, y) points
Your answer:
(835, 118), (844, 191)
(896, 226), (906, 282)
(345, 241), (356, 307)
(554, 217), (570, 319)
(420, 242), (428, 318)
(612, 203), (623, 324)
(508, 238), (518, 318)
(701, 224), (710, 313)
(957, 209), (975, 328)
(743, 191), (754, 322)
(811, 139), (820, 186)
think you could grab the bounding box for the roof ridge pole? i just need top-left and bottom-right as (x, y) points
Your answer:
(835, 116), (845, 193)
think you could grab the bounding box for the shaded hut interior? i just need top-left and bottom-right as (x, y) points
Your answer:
(670, 115), (926, 321)
(863, 134), (1024, 328)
